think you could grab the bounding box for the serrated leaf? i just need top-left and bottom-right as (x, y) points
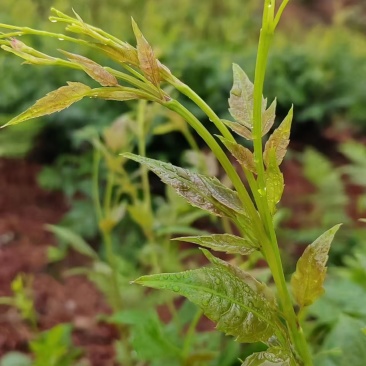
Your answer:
(60, 50), (118, 86)
(241, 346), (293, 366)
(262, 99), (277, 137)
(291, 224), (342, 309)
(228, 64), (254, 129)
(131, 19), (160, 89)
(263, 107), (293, 167)
(265, 149), (284, 215)
(219, 136), (256, 173)
(2, 82), (91, 127)
(173, 233), (258, 255)
(134, 249), (280, 344)
(123, 153), (245, 218)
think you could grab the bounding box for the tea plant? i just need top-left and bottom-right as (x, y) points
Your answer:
(0, 1), (343, 365)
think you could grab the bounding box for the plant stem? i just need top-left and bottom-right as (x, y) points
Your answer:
(182, 308), (203, 361)
(252, 1), (312, 364)
(165, 99), (257, 220)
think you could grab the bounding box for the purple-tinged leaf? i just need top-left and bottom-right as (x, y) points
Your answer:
(60, 50), (118, 86)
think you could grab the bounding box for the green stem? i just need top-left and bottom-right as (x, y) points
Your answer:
(92, 147), (103, 222)
(251, 2), (312, 364)
(164, 99), (257, 220)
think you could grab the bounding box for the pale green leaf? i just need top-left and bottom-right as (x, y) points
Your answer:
(131, 19), (160, 89)
(173, 233), (258, 255)
(123, 153), (245, 218)
(263, 106), (293, 167)
(262, 99), (277, 137)
(228, 64), (254, 129)
(291, 224), (342, 308)
(264, 149), (284, 215)
(60, 50), (118, 86)
(2, 82), (91, 127)
(219, 137), (256, 173)
(45, 224), (98, 260)
(90, 89), (141, 101)
(241, 347), (293, 366)
(222, 120), (252, 140)
(96, 44), (140, 66)
(134, 249), (281, 344)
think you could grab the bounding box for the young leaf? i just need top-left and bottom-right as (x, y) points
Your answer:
(96, 44), (139, 66)
(123, 153), (245, 218)
(222, 120), (252, 140)
(228, 64), (255, 131)
(59, 50), (118, 86)
(291, 224), (342, 309)
(90, 89), (142, 101)
(263, 106), (293, 167)
(134, 249), (281, 344)
(241, 346), (293, 366)
(131, 19), (160, 89)
(219, 137), (256, 173)
(262, 98), (277, 136)
(264, 149), (284, 215)
(173, 233), (258, 255)
(1, 82), (91, 127)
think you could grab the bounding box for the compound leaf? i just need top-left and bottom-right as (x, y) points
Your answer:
(262, 98), (277, 137)
(123, 153), (245, 218)
(60, 50), (118, 86)
(263, 106), (293, 167)
(134, 249), (280, 344)
(241, 346), (293, 366)
(173, 233), (259, 255)
(291, 224), (342, 309)
(2, 82), (91, 127)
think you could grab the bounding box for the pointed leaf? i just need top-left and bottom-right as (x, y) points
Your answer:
(219, 137), (256, 173)
(263, 106), (293, 167)
(2, 82), (91, 127)
(291, 224), (342, 308)
(222, 120), (252, 140)
(123, 153), (245, 218)
(134, 249), (281, 344)
(60, 50), (118, 86)
(262, 99), (277, 137)
(264, 149), (284, 215)
(131, 19), (160, 89)
(173, 233), (258, 255)
(241, 347), (293, 366)
(228, 64), (254, 128)
(96, 44), (139, 66)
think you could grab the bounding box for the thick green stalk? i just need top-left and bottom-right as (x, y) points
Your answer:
(252, 1), (313, 364)
(164, 99), (257, 220)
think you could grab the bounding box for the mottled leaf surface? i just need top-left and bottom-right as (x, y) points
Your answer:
(264, 107), (293, 167)
(2, 82), (91, 127)
(123, 153), (244, 218)
(60, 50), (118, 86)
(219, 137), (256, 173)
(131, 19), (160, 88)
(264, 149), (284, 215)
(241, 347), (293, 366)
(173, 233), (258, 255)
(262, 99), (277, 136)
(291, 224), (341, 308)
(134, 249), (280, 344)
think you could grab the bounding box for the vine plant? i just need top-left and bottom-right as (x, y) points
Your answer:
(0, 1), (340, 365)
